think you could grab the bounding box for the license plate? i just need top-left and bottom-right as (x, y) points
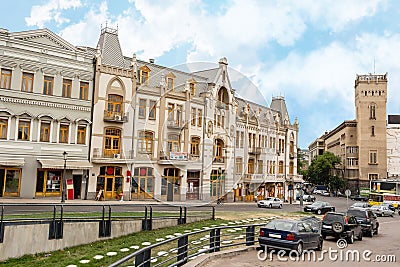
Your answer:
(269, 233), (281, 238)
(323, 225), (332, 229)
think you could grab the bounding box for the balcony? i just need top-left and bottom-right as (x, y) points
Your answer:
(158, 151), (195, 166)
(213, 156), (225, 164)
(103, 111), (128, 123)
(92, 148), (133, 161)
(167, 120), (183, 129)
(248, 147), (262, 155)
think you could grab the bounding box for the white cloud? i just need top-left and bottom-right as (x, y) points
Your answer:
(25, 0), (82, 28)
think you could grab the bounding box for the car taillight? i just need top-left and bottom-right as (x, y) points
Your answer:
(260, 229), (264, 237)
(286, 233), (295, 241)
(345, 217), (348, 224)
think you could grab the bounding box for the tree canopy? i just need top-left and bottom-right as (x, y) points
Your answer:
(304, 151), (345, 190)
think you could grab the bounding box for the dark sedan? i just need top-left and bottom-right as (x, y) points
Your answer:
(304, 201), (335, 215)
(258, 218), (323, 254)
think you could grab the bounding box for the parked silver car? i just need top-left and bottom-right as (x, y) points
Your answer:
(371, 205), (395, 217)
(257, 197), (283, 208)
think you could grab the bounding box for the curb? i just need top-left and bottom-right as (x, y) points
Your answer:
(184, 245), (257, 267)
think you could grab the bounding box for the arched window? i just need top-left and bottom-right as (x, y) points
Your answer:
(217, 87), (229, 104)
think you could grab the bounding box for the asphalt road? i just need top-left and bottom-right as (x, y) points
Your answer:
(204, 196), (400, 267)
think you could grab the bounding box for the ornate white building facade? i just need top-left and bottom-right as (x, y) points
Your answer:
(88, 27), (301, 202)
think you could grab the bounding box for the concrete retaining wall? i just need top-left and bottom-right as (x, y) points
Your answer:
(0, 216), (207, 261)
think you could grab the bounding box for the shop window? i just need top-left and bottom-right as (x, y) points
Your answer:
(36, 170), (62, 195)
(131, 167), (154, 199)
(210, 169), (225, 198)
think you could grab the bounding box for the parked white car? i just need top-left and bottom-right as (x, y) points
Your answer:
(371, 205), (395, 217)
(257, 197), (283, 209)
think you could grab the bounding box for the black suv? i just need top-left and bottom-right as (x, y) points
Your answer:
(321, 212), (363, 244)
(347, 208), (379, 237)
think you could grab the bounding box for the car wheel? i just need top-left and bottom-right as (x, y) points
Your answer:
(321, 234), (326, 240)
(375, 226), (379, 235)
(296, 242), (303, 255)
(279, 204), (282, 209)
(316, 239), (323, 251)
(357, 231), (363, 241)
(332, 222), (344, 233)
(347, 232), (354, 244)
(257, 204), (261, 208)
(369, 227), (374, 237)
(317, 209), (322, 215)
(269, 204), (272, 208)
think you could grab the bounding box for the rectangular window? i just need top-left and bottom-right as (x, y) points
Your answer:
(236, 131), (240, 148)
(138, 131), (153, 154)
(236, 158), (243, 173)
(59, 124), (69, 143)
(0, 69), (12, 89)
(43, 76), (53, 95)
(21, 72), (34, 92)
(79, 82), (89, 100)
(371, 126), (375, 136)
(0, 118), (7, 139)
(40, 122), (50, 142)
(279, 161), (284, 174)
(18, 121), (30, 141)
(190, 83), (195, 95)
(149, 100), (156, 120)
(62, 79), (72, 98)
(240, 132), (244, 148)
(77, 126), (86, 144)
(191, 108), (196, 126)
(167, 77), (174, 91)
(258, 160), (263, 174)
(167, 103), (174, 121)
(190, 137), (200, 156)
(141, 70), (148, 84)
(369, 150), (377, 164)
(197, 109), (202, 127)
(139, 99), (146, 118)
(369, 174), (378, 180)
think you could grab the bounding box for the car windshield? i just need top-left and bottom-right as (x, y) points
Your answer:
(265, 220), (295, 231)
(323, 213), (344, 223)
(347, 209), (365, 217)
(311, 201), (324, 207)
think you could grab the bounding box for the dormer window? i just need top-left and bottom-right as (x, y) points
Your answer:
(139, 66), (150, 85)
(166, 72), (176, 91)
(190, 83), (195, 95)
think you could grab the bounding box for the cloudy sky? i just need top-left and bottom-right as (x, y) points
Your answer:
(1, 0), (400, 148)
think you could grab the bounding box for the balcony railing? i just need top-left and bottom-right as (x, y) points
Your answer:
(159, 151), (188, 161)
(103, 111), (128, 123)
(167, 120), (182, 129)
(92, 148), (133, 159)
(248, 147), (262, 155)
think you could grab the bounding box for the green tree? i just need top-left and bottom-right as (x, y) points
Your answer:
(306, 151), (342, 189)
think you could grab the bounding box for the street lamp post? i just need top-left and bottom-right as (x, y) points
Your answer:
(61, 151), (68, 203)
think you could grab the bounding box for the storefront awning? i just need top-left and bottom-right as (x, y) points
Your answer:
(0, 158), (25, 166)
(38, 159), (92, 170)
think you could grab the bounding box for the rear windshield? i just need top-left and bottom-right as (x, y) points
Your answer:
(347, 210), (365, 217)
(265, 220), (295, 231)
(323, 214), (344, 223)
